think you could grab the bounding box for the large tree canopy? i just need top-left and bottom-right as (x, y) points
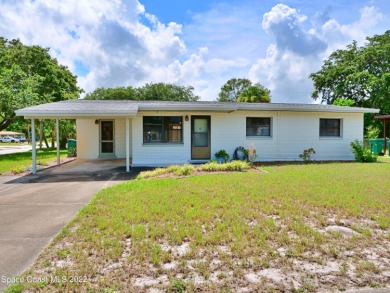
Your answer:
(217, 78), (252, 102)
(84, 83), (200, 102)
(84, 86), (138, 100)
(0, 38), (82, 131)
(310, 30), (390, 114)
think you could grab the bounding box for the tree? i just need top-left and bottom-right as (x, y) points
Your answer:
(85, 83), (200, 102)
(237, 84), (271, 103)
(84, 86), (137, 100)
(138, 83), (199, 101)
(310, 30), (390, 114)
(332, 98), (355, 106)
(217, 78), (252, 102)
(0, 38), (82, 131)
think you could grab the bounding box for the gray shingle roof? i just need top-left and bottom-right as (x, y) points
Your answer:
(15, 99), (379, 118)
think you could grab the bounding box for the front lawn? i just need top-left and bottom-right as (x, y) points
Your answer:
(10, 162), (390, 292)
(0, 149), (68, 174)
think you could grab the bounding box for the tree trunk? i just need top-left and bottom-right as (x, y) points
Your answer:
(0, 116), (15, 132)
(43, 132), (49, 149)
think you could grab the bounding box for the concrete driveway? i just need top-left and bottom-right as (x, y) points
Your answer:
(0, 159), (145, 291)
(0, 144), (33, 155)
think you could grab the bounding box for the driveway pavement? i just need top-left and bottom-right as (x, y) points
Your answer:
(0, 159), (145, 291)
(0, 144), (33, 155)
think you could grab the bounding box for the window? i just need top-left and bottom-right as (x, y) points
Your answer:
(246, 117), (271, 137)
(143, 116), (183, 143)
(320, 119), (341, 137)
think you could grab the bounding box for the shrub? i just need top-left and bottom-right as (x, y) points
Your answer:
(68, 147), (77, 157)
(173, 164), (195, 176)
(246, 143), (258, 166)
(214, 149), (230, 162)
(11, 165), (26, 174)
(350, 140), (378, 163)
(137, 161), (250, 179)
(299, 148), (316, 162)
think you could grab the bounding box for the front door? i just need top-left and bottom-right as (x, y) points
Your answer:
(191, 116), (211, 160)
(100, 120), (115, 156)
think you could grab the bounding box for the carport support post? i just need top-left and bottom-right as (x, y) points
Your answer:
(56, 119), (60, 166)
(126, 118), (130, 172)
(31, 119), (37, 174)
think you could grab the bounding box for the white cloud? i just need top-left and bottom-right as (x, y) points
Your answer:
(0, 1), (388, 102)
(249, 4), (388, 103)
(262, 4), (327, 56)
(0, 0), (189, 94)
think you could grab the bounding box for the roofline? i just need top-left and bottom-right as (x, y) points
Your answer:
(14, 100), (380, 119)
(14, 111), (139, 119)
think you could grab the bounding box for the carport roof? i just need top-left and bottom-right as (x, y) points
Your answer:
(15, 99), (379, 119)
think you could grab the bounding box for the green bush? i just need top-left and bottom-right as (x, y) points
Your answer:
(173, 164), (195, 176)
(137, 161), (250, 179)
(11, 165), (26, 174)
(298, 148), (316, 162)
(350, 140), (378, 163)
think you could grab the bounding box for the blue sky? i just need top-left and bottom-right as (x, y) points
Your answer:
(0, 0), (389, 103)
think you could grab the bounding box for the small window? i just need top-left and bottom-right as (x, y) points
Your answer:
(143, 116), (183, 143)
(320, 119), (341, 137)
(246, 117), (271, 137)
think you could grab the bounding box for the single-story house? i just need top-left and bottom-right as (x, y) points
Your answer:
(15, 100), (379, 173)
(0, 131), (24, 138)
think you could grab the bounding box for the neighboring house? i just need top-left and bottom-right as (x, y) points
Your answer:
(15, 100), (379, 171)
(0, 131), (24, 138)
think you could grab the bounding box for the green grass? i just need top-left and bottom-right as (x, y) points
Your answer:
(0, 148), (67, 174)
(17, 161), (390, 292)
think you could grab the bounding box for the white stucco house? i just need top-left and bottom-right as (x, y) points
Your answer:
(15, 100), (379, 173)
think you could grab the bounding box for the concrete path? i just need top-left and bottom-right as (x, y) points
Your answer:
(0, 159), (144, 291)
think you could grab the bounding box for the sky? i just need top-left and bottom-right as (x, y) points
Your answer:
(0, 0), (389, 103)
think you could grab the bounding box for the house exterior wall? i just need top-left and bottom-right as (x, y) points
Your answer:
(76, 118), (132, 159)
(76, 119), (99, 159)
(77, 111), (363, 164)
(131, 111), (363, 166)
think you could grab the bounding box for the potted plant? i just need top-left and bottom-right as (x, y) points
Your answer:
(215, 149), (230, 164)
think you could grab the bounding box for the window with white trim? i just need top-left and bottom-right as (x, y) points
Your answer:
(143, 116), (183, 143)
(246, 117), (271, 137)
(319, 118), (341, 137)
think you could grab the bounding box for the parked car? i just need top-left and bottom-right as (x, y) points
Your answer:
(0, 136), (20, 143)
(13, 135), (26, 143)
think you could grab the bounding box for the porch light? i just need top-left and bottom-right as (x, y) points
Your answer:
(185, 115), (189, 121)
(95, 119), (99, 125)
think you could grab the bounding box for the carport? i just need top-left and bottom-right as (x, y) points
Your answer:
(15, 101), (138, 174)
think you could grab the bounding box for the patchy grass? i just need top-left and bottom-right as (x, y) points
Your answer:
(13, 161), (390, 292)
(136, 161), (250, 179)
(0, 149), (68, 174)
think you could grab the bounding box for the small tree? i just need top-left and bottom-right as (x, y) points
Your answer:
(237, 84), (271, 103)
(217, 78), (252, 102)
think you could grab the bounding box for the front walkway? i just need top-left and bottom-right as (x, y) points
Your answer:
(0, 159), (145, 291)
